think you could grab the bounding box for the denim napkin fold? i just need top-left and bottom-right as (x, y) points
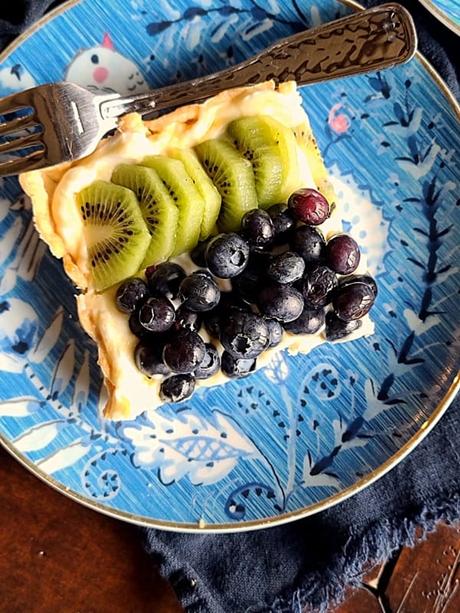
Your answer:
(1, 1), (458, 612)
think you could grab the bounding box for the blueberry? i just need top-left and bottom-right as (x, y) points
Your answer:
(163, 330), (206, 373)
(203, 310), (222, 338)
(138, 296), (175, 332)
(134, 342), (169, 377)
(146, 262), (186, 299)
(258, 284), (304, 323)
(265, 318), (283, 347)
(267, 251), (305, 285)
(241, 209), (274, 248)
(195, 343), (220, 379)
(203, 292), (249, 338)
(115, 277), (148, 313)
(232, 266), (261, 304)
(232, 250), (274, 302)
(325, 311), (362, 341)
(179, 271), (220, 312)
(129, 310), (154, 340)
(291, 226), (325, 263)
(288, 188), (330, 225)
(284, 306), (325, 334)
(302, 265), (338, 307)
(326, 234), (360, 274)
(220, 311), (270, 358)
(267, 204), (296, 244)
(205, 233), (250, 278)
(221, 351), (256, 379)
(190, 240), (209, 267)
(174, 305), (202, 332)
(160, 374), (196, 403)
(339, 274), (378, 298)
(332, 283), (375, 321)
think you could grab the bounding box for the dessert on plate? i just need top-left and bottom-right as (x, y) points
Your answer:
(19, 80), (377, 420)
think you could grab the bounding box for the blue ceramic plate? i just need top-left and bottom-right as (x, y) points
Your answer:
(0, 0), (458, 532)
(418, 0), (460, 36)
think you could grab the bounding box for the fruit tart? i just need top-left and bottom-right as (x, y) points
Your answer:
(19, 81), (377, 420)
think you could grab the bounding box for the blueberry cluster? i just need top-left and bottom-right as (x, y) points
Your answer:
(115, 187), (377, 403)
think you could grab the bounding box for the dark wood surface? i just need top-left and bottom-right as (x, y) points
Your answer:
(1, 446), (459, 613)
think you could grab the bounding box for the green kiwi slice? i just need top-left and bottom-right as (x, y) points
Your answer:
(227, 117), (283, 208)
(111, 164), (178, 267)
(141, 155), (204, 256)
(258, 116), (300, 202)
(168, 147), (221, 240)
(77, 180), (150, 292)
(194, 137), (258, 233)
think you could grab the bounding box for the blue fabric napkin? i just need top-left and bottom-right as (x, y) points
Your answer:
(1, 1), (458, 612)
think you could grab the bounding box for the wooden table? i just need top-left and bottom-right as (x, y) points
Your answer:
(1, 446), (458, 613)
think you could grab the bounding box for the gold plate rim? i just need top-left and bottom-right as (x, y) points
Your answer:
(417, 0), (460, 37)
(0, 0), (459, 533)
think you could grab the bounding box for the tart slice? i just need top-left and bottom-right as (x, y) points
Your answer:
(20, 81), (376, 420)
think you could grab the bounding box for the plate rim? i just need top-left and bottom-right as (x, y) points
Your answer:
(0, 0), (459, 533)
(418, 0), (460, 37)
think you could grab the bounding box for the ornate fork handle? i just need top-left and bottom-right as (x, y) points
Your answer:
(100, 3), (416, 119)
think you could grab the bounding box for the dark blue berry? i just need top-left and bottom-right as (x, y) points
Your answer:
(267, 251), (305, 285)
(203, 310), (222, 338)
(135, 342), (169, 377)
(179, 271), (220, 312)
(203, 292), (248, 338)
(221, 352), (256, 378)
(291, 226), (325, 263)
(325, 311), (362, 341)
(265, 318), (283, 347)
(232, 251), (271, 303)
(205, 233), (249, 278)
(267, 204), (295, 244)
(163, 330), (206, 373)
(339, 274), (378, 297)
(220, 311), (269, 359)
(232, 267), (260, 304)
(160, 374), (196, 402)
(241, 209), (274, 248)
(129, 310), (154, 340)
(146, 262), (186, 299)
(174, 305), (202, 332)
(258, 284), (304, 323)
(284, 306), (325, 334)
(195, 343), (220, 379)
(302, 265), (338, 307)
(332, 283), (375, 321)
(138, 296), (175, 332)
(115, 277), (148, 313)
(326, 234), (360, 274)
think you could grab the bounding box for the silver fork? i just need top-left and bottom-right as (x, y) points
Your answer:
(0, 3), (416, 177)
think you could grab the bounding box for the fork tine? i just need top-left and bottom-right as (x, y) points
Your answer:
(0, 149), (45, 177)
(0, 90), (32, 116)
(0, 132), (43, 155)
(0, 114), (37, 137)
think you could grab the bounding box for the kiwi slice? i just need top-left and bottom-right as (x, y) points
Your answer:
(168, 148), (221, 241)
(227, 117), (283, 208)
(293, 123), (336, 210)
(77, 180), (150, 292)
(141, 155), (204, 256)
(258, 116), (300, 202)
(111, 164), (178, 267)
(195, 137), (258, 233)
